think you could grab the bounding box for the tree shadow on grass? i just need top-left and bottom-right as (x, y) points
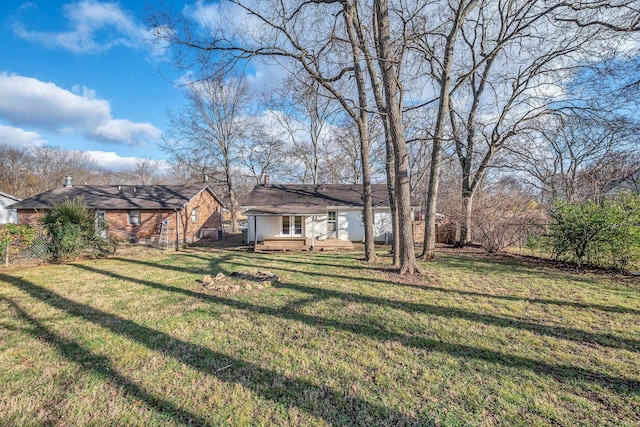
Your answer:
(1, 296), (210, 426)
(110, 256), (640, 352)
(64, 266), (640, 395)
(0, 273), (429, 426)
(171, 252), (640, 316)
(384, 276), (640, 316)
(176, 251), (382, 273)
(439, 255), (635, 290)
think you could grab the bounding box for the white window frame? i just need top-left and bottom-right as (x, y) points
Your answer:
(281, 215), (303, 236)
(128, 210), (141, 225)
(191, 208), (199, 223)
(327, 210), (337, 235)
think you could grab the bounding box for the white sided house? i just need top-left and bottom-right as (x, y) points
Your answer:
(242, 183), (409, 246)
(0, 191), (21, 224)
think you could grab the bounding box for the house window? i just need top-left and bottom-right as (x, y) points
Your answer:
(327, 210), (337, 233)
(294, 216), (302, 235)
(282, 216), (303, 236)
(128, 210), (140, 225)
(191, 208), (198, 223)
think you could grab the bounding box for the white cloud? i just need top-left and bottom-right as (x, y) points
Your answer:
(89, 119), (162, 145)
(0, 72), (161, 146)
(245, 61), (289, 93)
(12, 0), (147, 54)
(183, 1), (259, 33)
(85, 150), (170, 172)
(0, 124), (46, 147)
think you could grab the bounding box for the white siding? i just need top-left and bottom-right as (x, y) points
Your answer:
(373, 209), (393, 242)
(339, 208), (394, 242)
(247, 215), (280, 242)
(342, 209), (363, 241)
(248, 209), (395, 243)
(305, 214), (328, 239)
(0, 195), (18, 224)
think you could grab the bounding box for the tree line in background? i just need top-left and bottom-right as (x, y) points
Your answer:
(3, 1), (640, 274)
(0, 144), (170, 198)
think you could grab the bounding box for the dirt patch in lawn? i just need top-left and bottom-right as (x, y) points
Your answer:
(197, 270), (279, 293)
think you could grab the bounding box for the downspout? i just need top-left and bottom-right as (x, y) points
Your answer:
(174, 209), (180, 251)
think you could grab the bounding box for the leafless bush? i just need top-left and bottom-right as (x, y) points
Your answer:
(472, 191), (547, 254)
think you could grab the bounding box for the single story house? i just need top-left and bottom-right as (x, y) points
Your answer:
(605, 168), (640, 196)
(0, 191), (21, 224)
(241, 183), (417, 245)
(9, 178), (224, 244)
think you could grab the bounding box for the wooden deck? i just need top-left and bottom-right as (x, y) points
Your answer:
(314, 238), (355, 251)
(254, 237), (354, 253)
(254, 237), (311, 253)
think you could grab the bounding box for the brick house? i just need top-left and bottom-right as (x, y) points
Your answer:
(9, 179), (225, 245)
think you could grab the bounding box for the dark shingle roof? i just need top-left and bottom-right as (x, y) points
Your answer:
(9, 185), (222, 210)
(241, 184), (397, 215)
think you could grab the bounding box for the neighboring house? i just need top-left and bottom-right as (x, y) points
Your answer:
(9, 179), (225, 244)
(241, 183), (418, 244)
(604, 168), (640, 196)
(0, 191), (21, 224)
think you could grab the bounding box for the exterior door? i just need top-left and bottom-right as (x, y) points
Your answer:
(327, 211), (337, 238)
(281, 216), (303, 236)
(95, 210), (107, 239)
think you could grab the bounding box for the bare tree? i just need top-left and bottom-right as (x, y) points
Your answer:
(29, 146), (99, 191)
(129, 158), (165, 185)
(0, 144), (35, 198)
(511, 113), (640, 202)
(324, 117), (386, 185)
(265, 76), (340, 184)
(149, 0), (382, 262)
(241, 122), (287, 185)
(413, 0), (618, 249)
(413, 0), (479, 259)
(373, 0), (422, 273)
(162, 76), (250, 232)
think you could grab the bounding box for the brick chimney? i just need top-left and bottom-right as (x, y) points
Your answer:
(264, 175), (270, 187)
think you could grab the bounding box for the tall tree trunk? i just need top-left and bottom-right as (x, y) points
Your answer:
(225, 159), (238, 233)
(228, 185), (238, 233)
(386, 126), (400, 266)
(358, 6), (399, 266)
(356, 118), (376, 261)
(421, 1), (474, 259)
(461, 190), (473, 245)
(423, 140), (443, 259)
(374, 0), (419, 274)
(344, 1), (376, 261)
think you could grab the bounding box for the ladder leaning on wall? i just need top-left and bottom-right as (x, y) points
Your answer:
(158, 219), (170, 249)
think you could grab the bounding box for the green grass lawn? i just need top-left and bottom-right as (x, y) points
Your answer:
(1, 247), (638, 426)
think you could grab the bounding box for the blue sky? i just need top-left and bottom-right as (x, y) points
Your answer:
(0, 1), (218, 171)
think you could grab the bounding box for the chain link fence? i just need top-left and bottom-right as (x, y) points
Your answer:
(2, 232), (50, 267)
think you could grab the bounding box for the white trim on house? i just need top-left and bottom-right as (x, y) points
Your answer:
(0, 192), (21, 224)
